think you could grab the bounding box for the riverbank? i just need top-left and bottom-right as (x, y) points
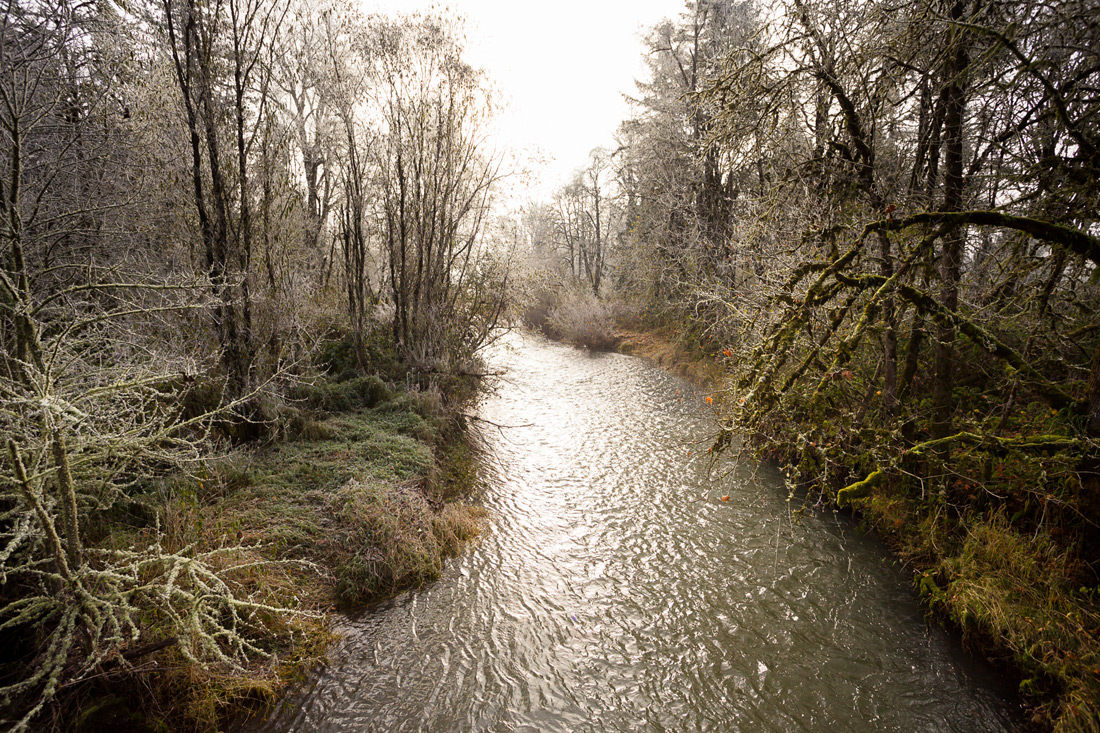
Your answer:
(63, 354), (486, 731)
(853, 471), (1100, 730)
(615, 327), (725, 388)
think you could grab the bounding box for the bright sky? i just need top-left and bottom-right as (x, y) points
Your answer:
(362, 0), (688, 202)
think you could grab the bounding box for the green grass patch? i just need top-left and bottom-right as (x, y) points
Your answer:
(98, 384), (487, 731)
(290, 374), (392, 413)
(934, 515), (1100, 731)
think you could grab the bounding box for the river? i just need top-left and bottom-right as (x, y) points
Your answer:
(259, 332), (1022, 731)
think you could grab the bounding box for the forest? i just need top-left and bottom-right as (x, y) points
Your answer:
(2, 0), (1099, 729)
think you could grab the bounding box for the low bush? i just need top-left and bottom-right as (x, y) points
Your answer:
(546, 292), (621, 351)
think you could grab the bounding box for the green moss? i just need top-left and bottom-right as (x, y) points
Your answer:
(291, 374), (392, 413)
(917, 571), (945, 604)
(836, 469), (883, 506)
(367, 399), (440, 443)
(429, 436), (481, 502)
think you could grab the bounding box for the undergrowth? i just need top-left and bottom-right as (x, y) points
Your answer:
(864, 491), (1100, 731)
(49, 342), (487, 732)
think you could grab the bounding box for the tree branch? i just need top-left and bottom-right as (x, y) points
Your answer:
(864, 211), (1100, 267)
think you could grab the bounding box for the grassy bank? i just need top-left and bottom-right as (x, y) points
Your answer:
(54, 355), (486, 731)
(766, 407), (1099, 728)
(856, 475), (1100, 730)
(615, 327), (725, 388)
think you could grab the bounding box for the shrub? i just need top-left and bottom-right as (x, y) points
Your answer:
(521, 287), (560, 336)
(547, 293), (621, 351)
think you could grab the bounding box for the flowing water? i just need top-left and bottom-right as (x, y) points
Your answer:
(260, 332), (1022, 732)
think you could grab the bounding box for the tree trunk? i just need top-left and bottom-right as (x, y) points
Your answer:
(1088, 339), (1100, 436)
(931, 0), (969, 441)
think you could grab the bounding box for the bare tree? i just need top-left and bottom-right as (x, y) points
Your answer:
(369, 14), (507, 371)
(159, 0), (288, 398)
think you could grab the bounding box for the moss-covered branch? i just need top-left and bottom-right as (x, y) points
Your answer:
(827, 269), (1078, 409)
(893, 282), (1078, 409)
(864, 211), (1100, 267)
(837, 469), (883, 506)
(836, 432), (1080, 508)
(739, 245), (861, 408)
(904, 431), (1083, 458)
(779, 290), (861, 394)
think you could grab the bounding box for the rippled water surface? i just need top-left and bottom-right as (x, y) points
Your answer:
(261, 333), (1021, 732)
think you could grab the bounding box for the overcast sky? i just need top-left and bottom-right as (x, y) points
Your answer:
(363, 0), (688, 202)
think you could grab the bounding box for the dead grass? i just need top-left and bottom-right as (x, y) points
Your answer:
(615, 327), (725, 387)
(327, 477), (485, 606)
